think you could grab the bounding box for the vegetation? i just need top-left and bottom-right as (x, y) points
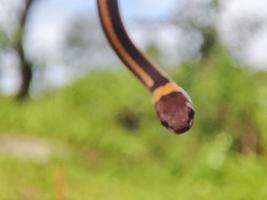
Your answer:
(0, 50), (266, 199)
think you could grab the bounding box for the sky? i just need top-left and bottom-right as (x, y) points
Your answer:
(25, 0), (267, 70)
(26, 0), (183, 63)
(218, 0), (267, 70)
(1, 0), (184, 93)
(30, 0), (180, 24)
(1, 0), (267, 94)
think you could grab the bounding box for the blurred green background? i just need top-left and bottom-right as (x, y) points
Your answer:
(0, 0), (267, 199)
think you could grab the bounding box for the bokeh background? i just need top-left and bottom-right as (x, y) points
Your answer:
(0, 0), (267, 199)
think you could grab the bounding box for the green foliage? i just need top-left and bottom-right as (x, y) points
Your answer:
(0, 30), (10, 49)
(0, 52), (266, 199)
(145, 43), (160, 63)
(173, 50), (262, 141)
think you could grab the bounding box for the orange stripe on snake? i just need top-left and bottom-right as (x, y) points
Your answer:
(97, 0), (195, 134)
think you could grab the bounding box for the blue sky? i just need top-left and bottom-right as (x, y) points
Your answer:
(28, 0), (182, 45)
(26, 0), (184, 63)
(27, 0), (267, 71)
(26, 0), (183, 59)
(31, 0), (182, 23)
(2, 0), (267, 94)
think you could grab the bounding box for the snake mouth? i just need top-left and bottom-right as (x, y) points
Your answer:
(154, 91), (195, 134)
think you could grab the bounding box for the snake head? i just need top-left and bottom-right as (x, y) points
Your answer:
(153, 91), (195, 134)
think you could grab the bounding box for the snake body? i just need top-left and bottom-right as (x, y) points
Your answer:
(97, 0), (195, 134)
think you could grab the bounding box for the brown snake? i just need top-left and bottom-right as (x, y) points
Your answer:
(97, 0), (195, 134)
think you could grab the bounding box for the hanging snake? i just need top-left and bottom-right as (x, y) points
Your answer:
(97, 0), (195, 134)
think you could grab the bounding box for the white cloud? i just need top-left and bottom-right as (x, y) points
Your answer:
(0, 50), (20, 94)
(246, 28), (267, 70)
(218, 0), (267, 70)
(25, 0), (95, 63)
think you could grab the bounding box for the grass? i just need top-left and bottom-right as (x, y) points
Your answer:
(0, 63), (266, 199)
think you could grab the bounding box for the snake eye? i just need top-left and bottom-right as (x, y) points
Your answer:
(154, 91), (195, 134)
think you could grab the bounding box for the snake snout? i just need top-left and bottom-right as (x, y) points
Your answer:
(154, 91), (195, 134)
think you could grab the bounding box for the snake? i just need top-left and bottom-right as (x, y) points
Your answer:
(97, 0), (195, 134)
